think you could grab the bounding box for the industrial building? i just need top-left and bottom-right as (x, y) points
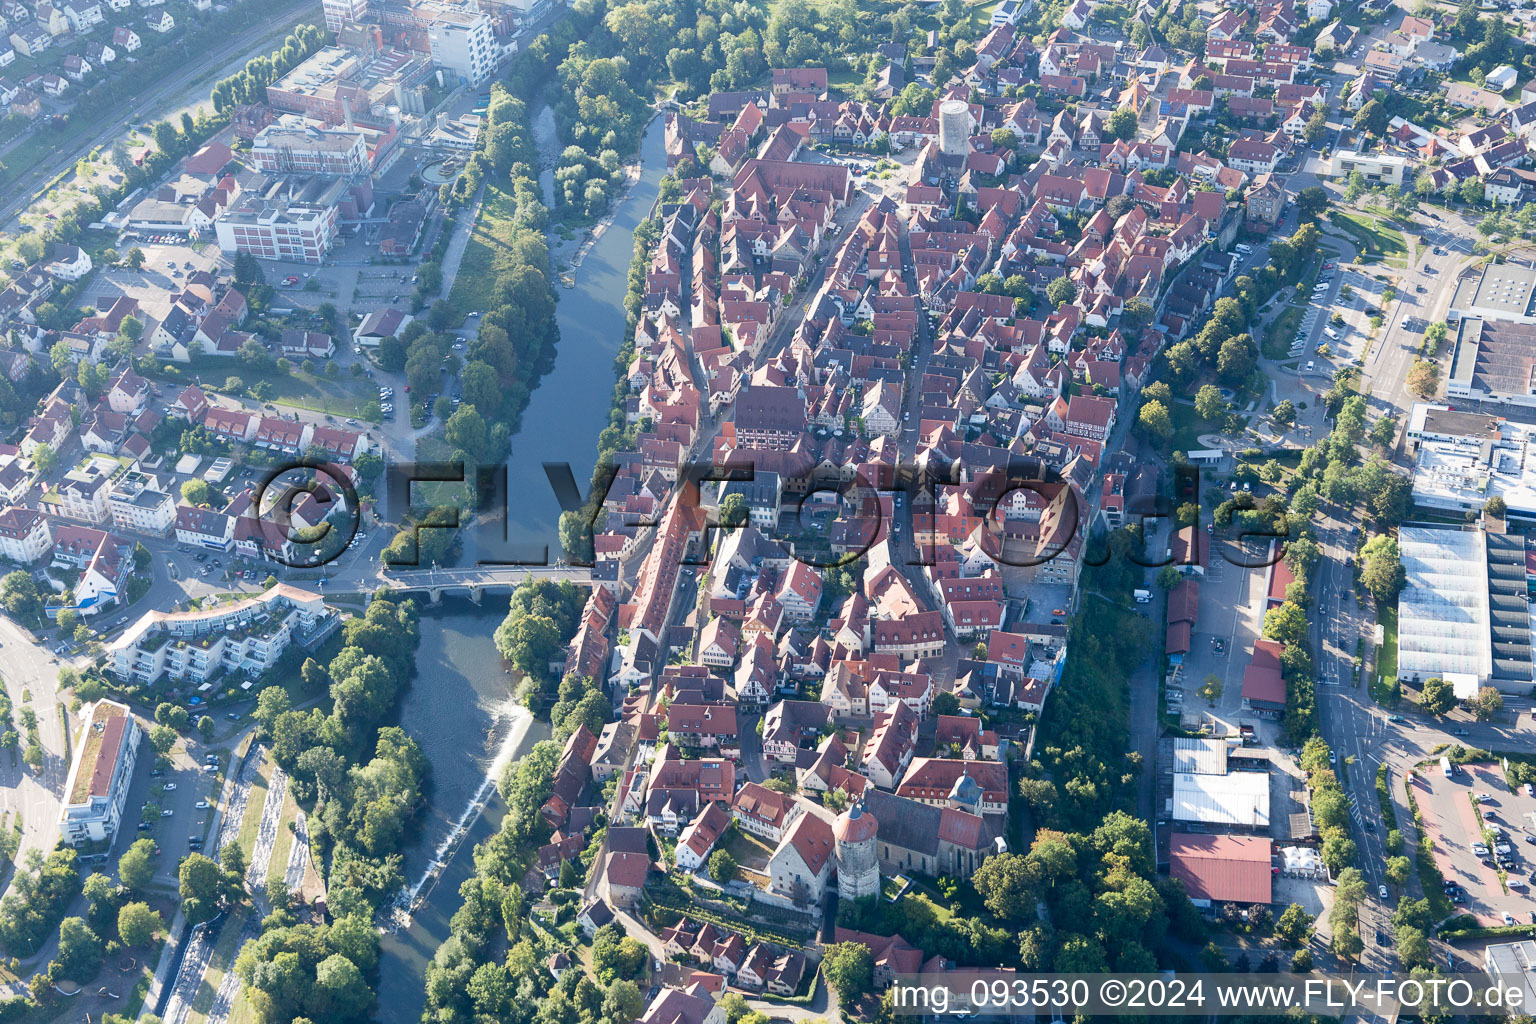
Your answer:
(1395, 525), (1533, 695)
(1448, 263), (1536, 326)
(1447, 317), (1536, 406)
(1170, 770), (1271, 829)
(1485, 941), (1536, 1010)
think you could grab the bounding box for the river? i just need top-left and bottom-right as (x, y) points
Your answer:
(488, 111), (666, 562)
(374, 599), (549, 1024)
(373, 115), (666, 1022)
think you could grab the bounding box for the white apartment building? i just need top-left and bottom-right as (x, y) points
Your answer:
(108, 473), (176, 536)
(59, 699), (140, 847)
(107, 584), (332, 685)
(1331, 150), (1407, 186)
(40, 457), (122, 525)
(0, 505), (52, 564)
(425, 5), (496, 86)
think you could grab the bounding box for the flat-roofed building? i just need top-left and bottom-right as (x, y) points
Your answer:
(264, 47), (369, 123)
(1412, 418), (1536, 517)
(1330, 149), (1406, 186)
(59, 699), (140, 847)
(1448, 264), (1536, 325)
(1171, 737), (1229, 775)
(1448, 318), (1536, 404)
(214, 176), (345, 264)
(1391, 525), (1536, 694)
(1171, 770), (1270, 829)
(251, 124), (369, 177)
(1485, 941), (1536, 1011)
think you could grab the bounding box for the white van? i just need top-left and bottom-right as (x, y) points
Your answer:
(1324, 327), (1339, 340)
(1305, 361), (1315, 372)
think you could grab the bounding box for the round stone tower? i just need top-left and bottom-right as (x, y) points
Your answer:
(834, 798), (880, 900)
(938, 99), (970, 159)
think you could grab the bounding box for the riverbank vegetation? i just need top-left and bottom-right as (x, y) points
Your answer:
(386, 83), (559, 567)
(220, 592), (424, 1023)
(422, 580), (619, 1023)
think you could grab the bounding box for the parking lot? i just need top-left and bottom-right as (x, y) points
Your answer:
(353, 266), (417, 303)
(117, 725), (223, 884)
(88, 241), (225, 321)
(1414, 761), (1536, 927)
(1175, 537), (1269, 730)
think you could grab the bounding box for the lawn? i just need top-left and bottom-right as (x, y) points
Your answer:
(151, 356), (373, 418)
(1376, 603), (1399, 696)
(236, 762), (270, 858)
(447, 183), (520, 317)
(1168, 399), (1215, 455)
(1330, 211), (1409, 265)
(186, 911), (247, 1024)
(265, 790), (300, 891)
(722, 827), (775, 871)
(1263, 306), (1304, 361)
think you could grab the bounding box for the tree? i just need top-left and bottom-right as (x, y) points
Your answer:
(1384, 856), (1411, 887)
(1195, 384), (1227, 421)
(1273, 399), (1296, 427)
(1197, 674), (1223, 705)
(180, 479), (219, 507)
(1303, 110), (1328, 146)
(1106, 107), (1139, 141)
(1322, 832), (1358, 872)
(821, 942), (874, 1005)
(1121, 297), (1153, 330)
(117, 902), (161, 947)
(718, 493), (749, 529)
(32, 443), (56, 475)
(1420, 677), (1456, 715)
(1472, 685), (1504, 721)
(196, 716), (214, 742)
(1046, 275), (1076, 309)
(1137, 400), (1172, 441)
(1199, 942), (1230, 971)
(494, 613), (562, 679)
(0, 572), (42, 623)
(1263, 600), (1309, 647)
(1396, 926), (1431, 969)
(178, 854), (225, 922)
(972, 852), (1035, 924)
(1293, 185), (1328, 221)
(707, 849), (737, 885)
(1360, 535), (1404, 602)
(1460, 177), (1484, 206)
(56, 917), (103, 981)
(1353, 99), (1386, 137)
(1274, 903), (1314, 947)
(1407, 358), (1440, 398)
(117, 839), (156, 892)
(125, 247), (145, 270)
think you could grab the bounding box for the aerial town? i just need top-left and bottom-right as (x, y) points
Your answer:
(4, 0), (1536, 1019)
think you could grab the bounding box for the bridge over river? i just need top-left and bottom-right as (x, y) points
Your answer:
(365, 565), (593, 603)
